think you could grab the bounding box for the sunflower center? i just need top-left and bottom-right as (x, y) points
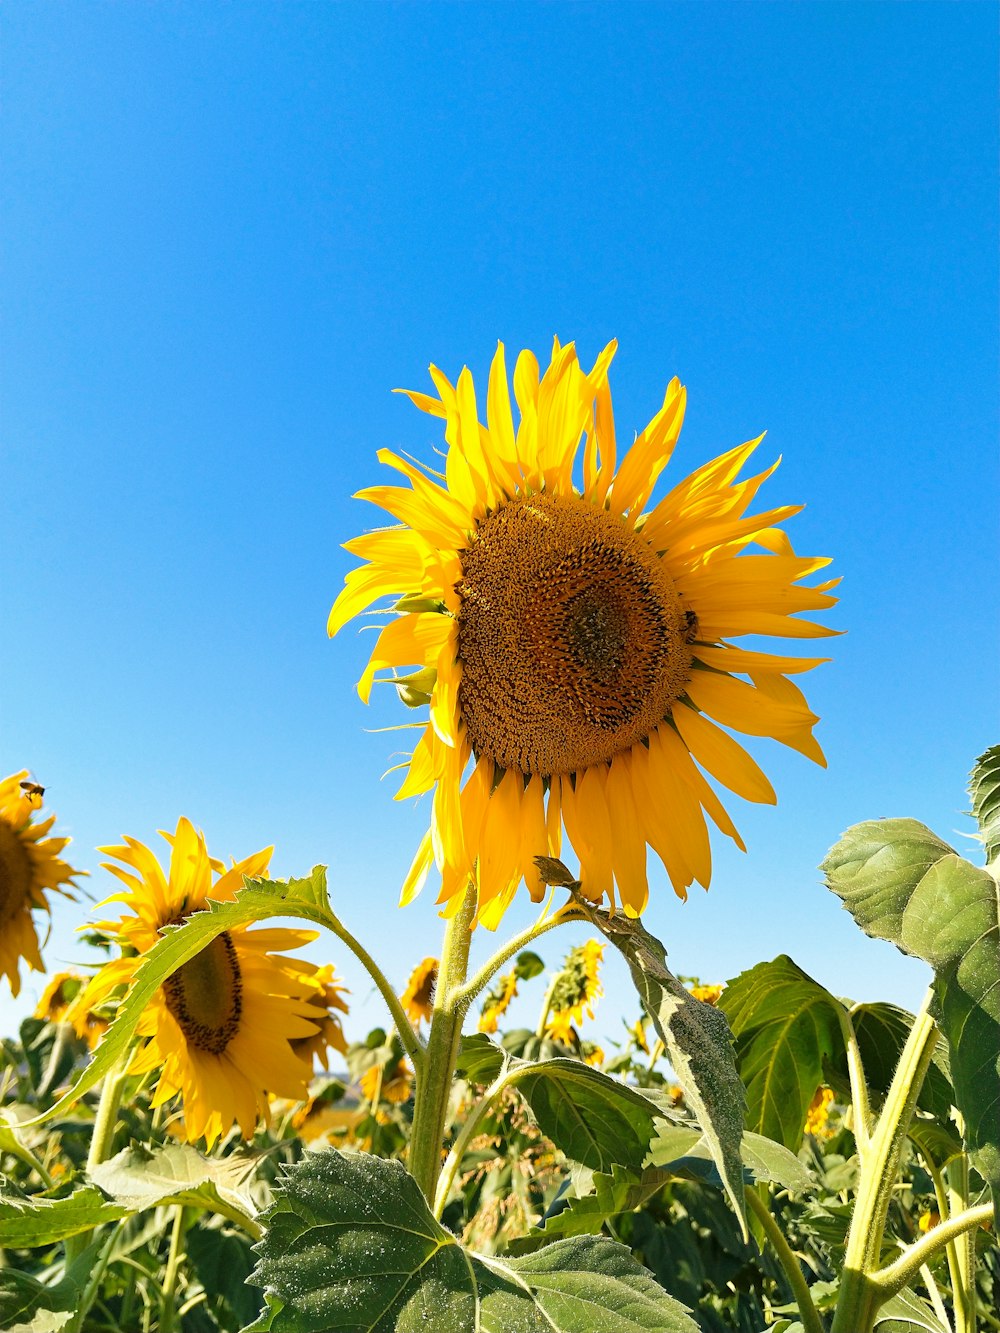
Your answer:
(0, 819), (33, 928)
(457, 493), (692, 775)
(163, 932), (243, 1055)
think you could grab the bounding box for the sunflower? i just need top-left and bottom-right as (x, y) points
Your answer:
(84, 818), (324, 1147)
(689, 982), (724, 1006)
(34, 970), (108, 1049)
(804, 1085), (836, 1138)
(360, 1056), (412, 1105)
(544, 939), (604, 1042)
(401, 956), (438, 1025)
(329, 340), (837, 925)
(478, 970), (519, 1034)
(0, 773), (83, 995)
(291, 963), (350, 1070)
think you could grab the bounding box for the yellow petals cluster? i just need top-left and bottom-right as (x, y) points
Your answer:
(805, 1085), (836, 1138)
(330, 338), (837, 927)
(0, 772), (83, 996)
(401, 956), (438, 1025)
(82, 818), (339, 1147)
(544, 940), (605, 1044)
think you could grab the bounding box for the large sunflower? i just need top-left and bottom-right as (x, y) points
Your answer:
(329, 340), (837, 926)
(0, 772), (83, 995)
(85, 818), (327, 1147)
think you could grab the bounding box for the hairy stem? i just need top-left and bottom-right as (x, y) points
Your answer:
(453, 901), (582, 1012)
(433, 1064), (513, 1218)
(159, 1205), (189, 1333)
(832, 988), (939, 1333)
(321, 912), (424, 1070)
(840, 1005), (873, 1155)
(873, 1204), (993, 1301)
(408, 881), (477, 1202)
(745, 1188), (824, 1333)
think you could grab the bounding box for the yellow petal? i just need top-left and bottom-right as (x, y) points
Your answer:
(672, 706), (776, 805)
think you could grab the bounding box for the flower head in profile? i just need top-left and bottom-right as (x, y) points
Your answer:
(84, 818), (325, 1147)
(689, 982), (724, 1006)
(478, 971), (519, 1034)
(804, 1085), (836, 1138)
(360, 1056), (412, 1105)
(291, 963), (350, 1071)
(401, 956), (438, 1026)
(0, 773), (84, 995)
(34, 970), (108, 1050)
(330, 339), (837, 926)
(544, 939), (605, 1043)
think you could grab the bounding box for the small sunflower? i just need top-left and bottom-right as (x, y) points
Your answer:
(804, 1085), (836, 1138)
(544, 939), (605, 1042)
(291, 963), (350, 1070)
(478, 971), (519, 1034)
(689, 982), (724, 1006)
(401, 956), (438, 1025)
(34, 970), (108, 1049)
(360, 1056), (412, 1105)
(84, 818), (324, 1147)
(329, 339), (837, 926)
(0, 773), (83, 995)
(627, 1017), (650, 1056)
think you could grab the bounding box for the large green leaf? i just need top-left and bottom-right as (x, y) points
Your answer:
(822, 816), (1000, 1208)
(89, 1142), (261, 1235)
(0, 1243), (101, 1333)
(509, 1059), (668, 1175)
(22, 868), (335, 1126)
(251, 1148), (698, 1332)
(970, 744), (1000, 870)
(718, 956), (845, 1152)
(0, 1187), (125, 1248)
(645, 1123), (814, 1193)
(572, 904), (747, 1234)
(874, 1286), (950, 1333)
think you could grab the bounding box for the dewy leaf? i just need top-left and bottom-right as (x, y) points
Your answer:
(22, 869), (336, 1127)
(970, 744), (1000, 870)
(509, 1059), (667, 1175)
(718, 956), (845, 1155)
(823, 818), (1000, 1210)
(90, 1143), (261, 1234)
(0, 1188), (125, 1248)
(251, 1148), (698, 1333)
(572, 904), (747, 1236)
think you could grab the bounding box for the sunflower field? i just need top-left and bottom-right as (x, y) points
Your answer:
(2, 344), (997, 1333)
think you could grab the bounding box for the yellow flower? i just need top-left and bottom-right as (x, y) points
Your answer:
(0, 772), (83, 995)
(35, 971), (108, 1050)
(918, 1209), (940, 1233)
(690, 983), (724, 1006)
(628, 1018), (650, 1055)
(360, 1057), (412, 1105)
(329, 340), (837, 926)
(805, 1085), (836, 1138)
(83, 818), (324, 1148)
(581, 1043), (604, 1068)
(478, 971), (518, 1034)
(401, 956), (438, 1025)
(545, 939), (605, 1040)
(291, 963), (350, 1070)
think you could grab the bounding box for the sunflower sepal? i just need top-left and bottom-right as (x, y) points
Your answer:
(249, 1146), (699, 1333)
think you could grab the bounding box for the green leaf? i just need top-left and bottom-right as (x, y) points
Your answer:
(514, 951), (546, 981)
(22, 868), (336, 1127)
(823, 819), (1000, 1209)
(645, 1124), (814, 1193)
(906, 1114), (964, 1169)
(874, 1286), (950, 1333)
(89, 1142), (261, 1234)
(0, 1243), (101, 1333)
(718, 956), (846, 1153)
(187, 1221), (263, 1327)
(0, 1187), (125, 1248)
(573, 905), (747, 1235)
(251, 1148), (698, 1332)
(509, 1059), (667, 1174)
(509, 1165), (675, 1249)
(18, 1019), (78, 1104)
(970, 744), (1000, 870)
(456, 1033), (506, 1084)
(823, 1003), (954, 1120)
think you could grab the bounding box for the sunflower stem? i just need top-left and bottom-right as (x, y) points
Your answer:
(408, 880), (477, 1203)
(452, 901), (584, 1012)
(744, 1187), (824, 1333)
(433, 1063), (514, 1219)
(831, 987), (938, 1333)
(159, 1205), (189, 1333)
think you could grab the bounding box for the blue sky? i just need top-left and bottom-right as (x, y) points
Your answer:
(3, 3), (997, 1048)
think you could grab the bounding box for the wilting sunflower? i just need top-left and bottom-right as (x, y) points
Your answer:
(401, 956), (438, 1025)
(478, 971), (519, 1034)
(291, 963), (350, 1070)
(544, 939), (605, 1043)
(84, 818), (324, 1147)
(0, 772), (83, 995)
(329, 339), (837, 925)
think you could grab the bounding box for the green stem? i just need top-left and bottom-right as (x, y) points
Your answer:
(947, 1137), (977, 1333)
(840, 1005), (873, 1155)
(4, 1138), (55, 1189)
(452, 903), (580, 1012)
(535, 974), (560, 1038)
(872, 1204), (993, 1301)
(745, 1188), (824, 1333)
(408, 881), (477, 1202)
(65, 1054), (132, 1266)
(160, 1205), (189, 1333)
(832, 988), (939, 1333)
(433, 1063), (513, 1218)
(322, 911), (424, 1070)
(925, 1151), (967, 1323)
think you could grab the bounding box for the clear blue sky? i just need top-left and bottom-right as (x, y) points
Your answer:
(3, 3), (997, 1046)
